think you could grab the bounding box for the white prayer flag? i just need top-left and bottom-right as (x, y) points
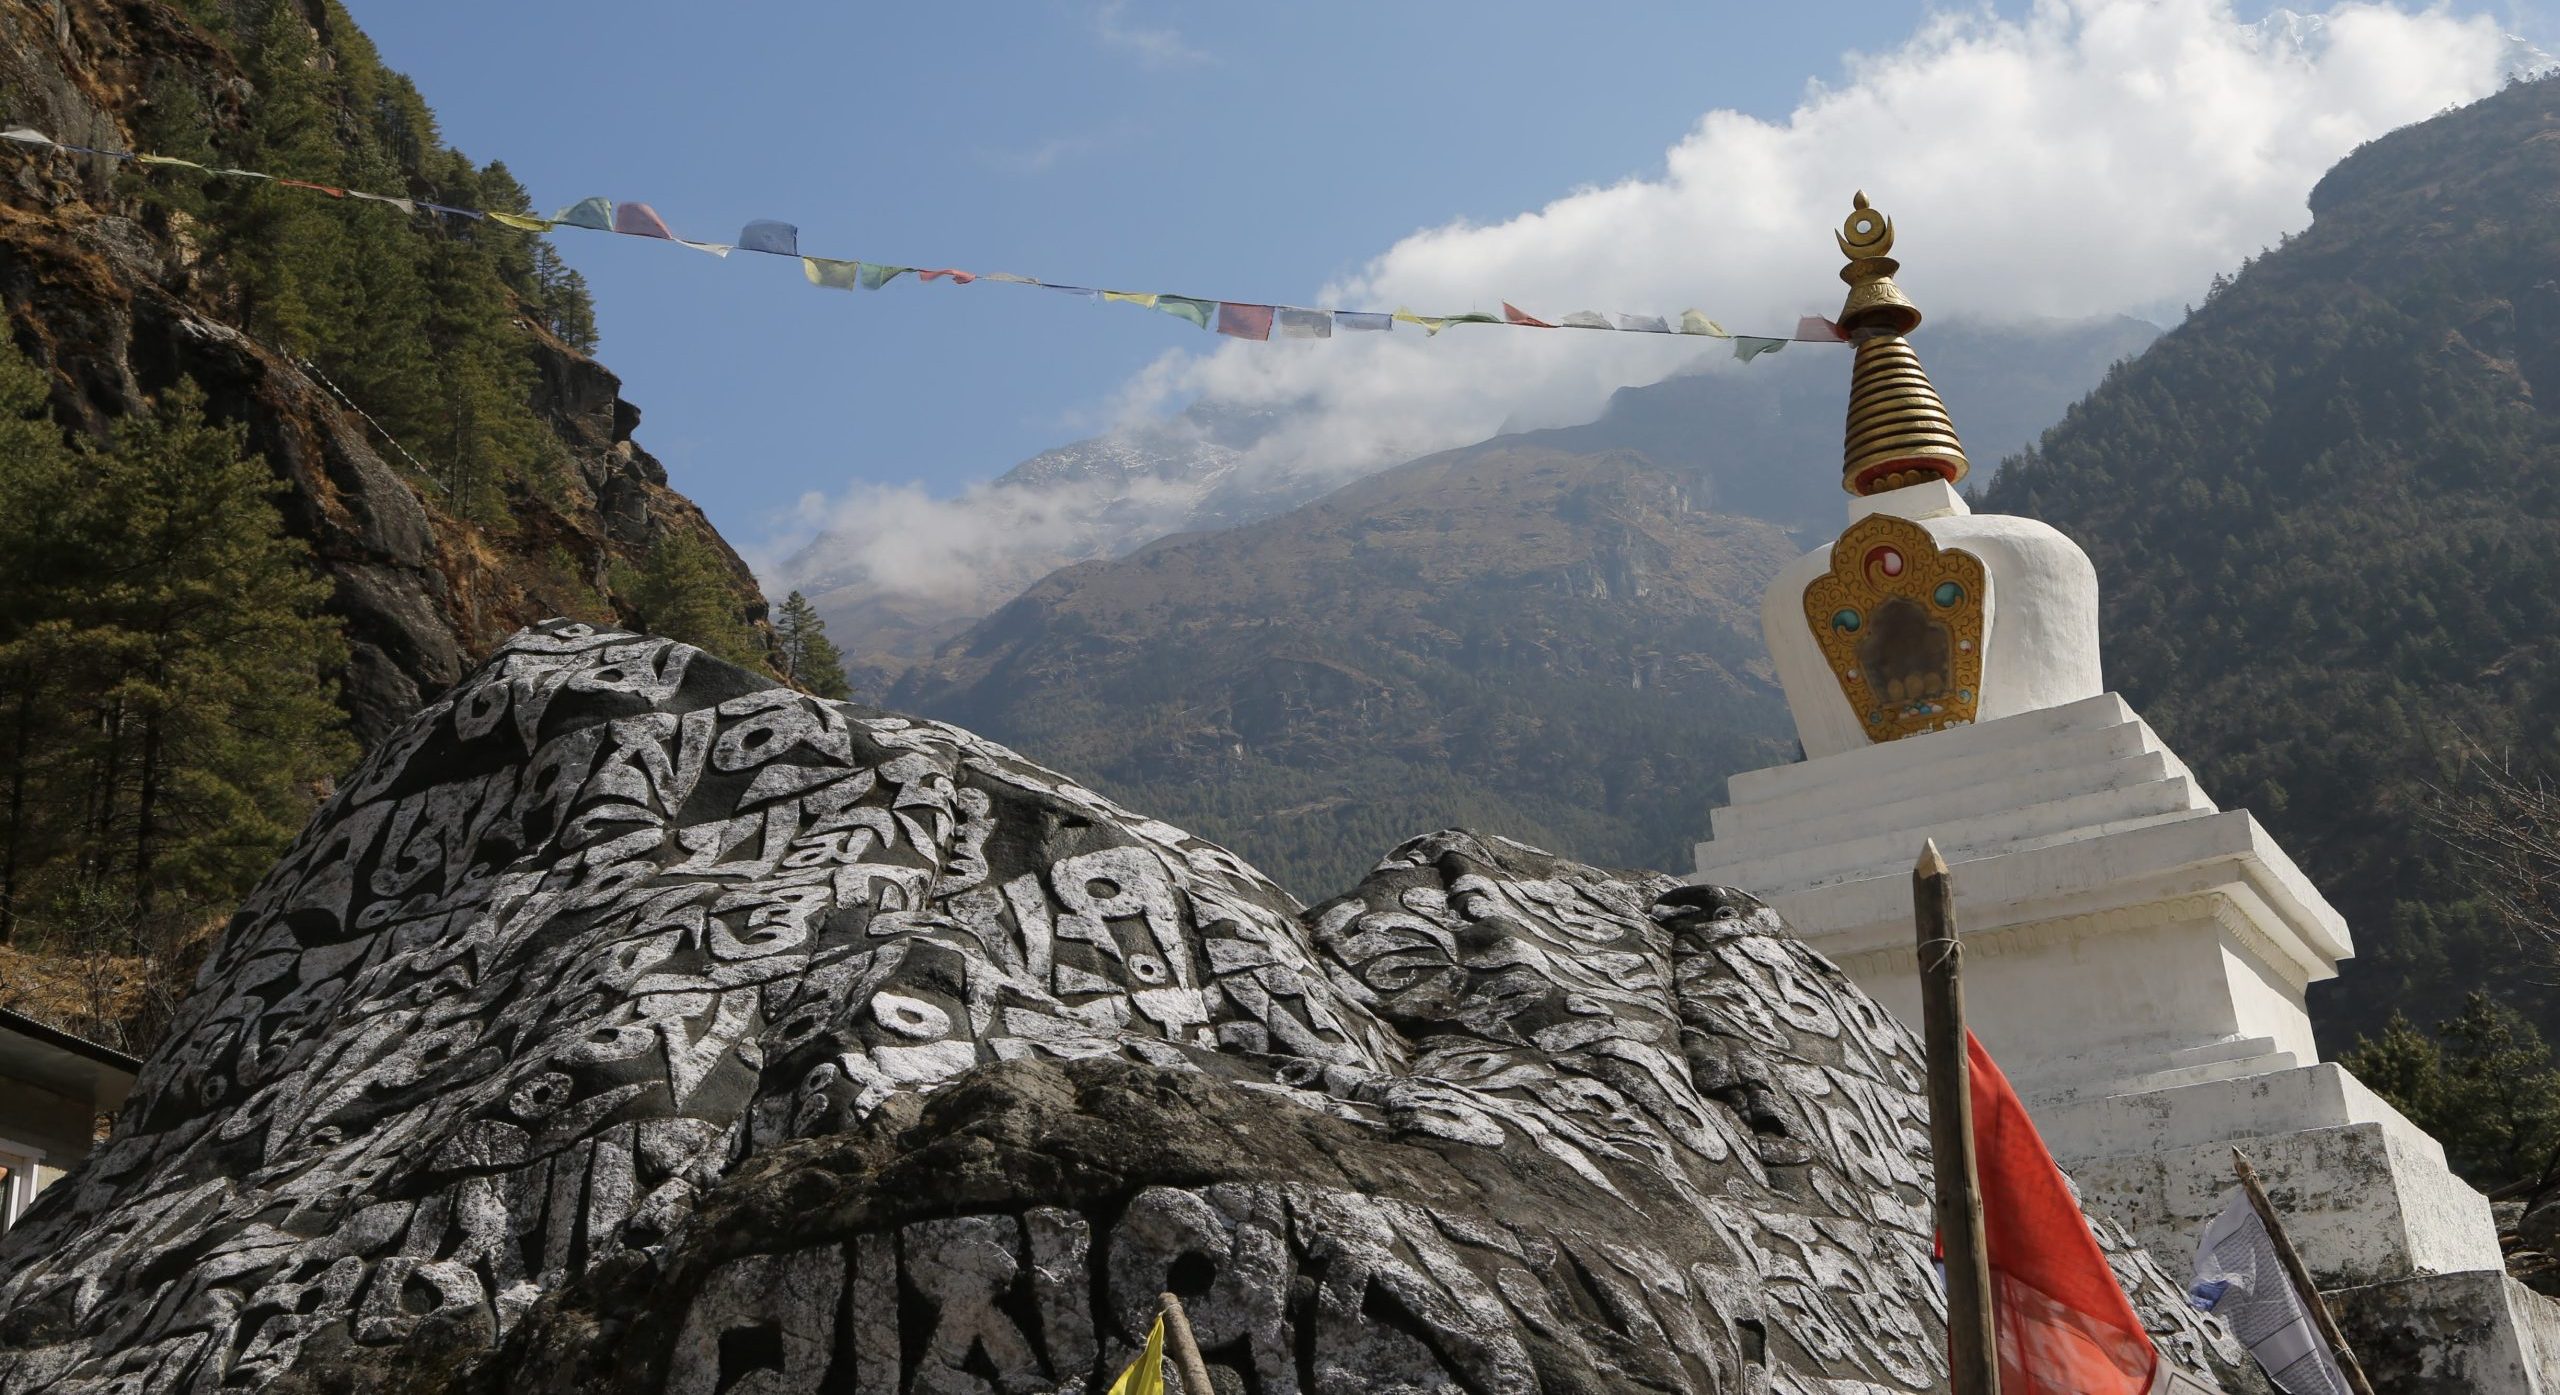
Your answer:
(2189, 1190), (2351, 1395)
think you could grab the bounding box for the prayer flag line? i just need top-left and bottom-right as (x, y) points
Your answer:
(0, 126), (1855, 357)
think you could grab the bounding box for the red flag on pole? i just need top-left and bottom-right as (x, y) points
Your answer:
(1967, 1033), (2157, 1394)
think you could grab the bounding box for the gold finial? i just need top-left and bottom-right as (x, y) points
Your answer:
(1836, 190), (1893, 260)
(1833, 192), (1968, 496)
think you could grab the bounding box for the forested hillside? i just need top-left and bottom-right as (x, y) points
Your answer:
(0, 0), (779, 1048)
(1987, 74), (2560, 1043)
(895, 442), (1804, 897)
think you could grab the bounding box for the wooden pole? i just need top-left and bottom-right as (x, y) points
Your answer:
(1158, 1292), (1217, 1395)
(1915, 839), (2000, 1395)
(2231, 1150), (2378, 1395)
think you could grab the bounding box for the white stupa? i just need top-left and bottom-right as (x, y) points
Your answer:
(1693, 195), (2560, 1388)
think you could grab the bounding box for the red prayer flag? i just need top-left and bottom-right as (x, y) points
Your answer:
(1215, 302), (1274, 340)
(1966, 1033), (2157, 1395)
(1502, 301), (1555, 327)
(1795, 314), (1850, 341)
(916, 268), (978, 285)
(612, 202), (677, 239)
(276, 178), (345, 198)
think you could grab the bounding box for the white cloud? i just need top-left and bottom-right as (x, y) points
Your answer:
(776, 1), (2522, 641)
(1091, 0), (1207, 69)
(1154, 0), (2514, 487)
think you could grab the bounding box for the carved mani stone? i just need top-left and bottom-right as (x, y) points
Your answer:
(0, 623), (2265, 1394)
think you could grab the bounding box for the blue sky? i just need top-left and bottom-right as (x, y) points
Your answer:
(340, 1), (2536, 576)
(341, 2), (1978, 535)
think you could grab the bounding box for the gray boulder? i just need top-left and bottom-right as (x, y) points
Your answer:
(0, 623), (2258, 1393)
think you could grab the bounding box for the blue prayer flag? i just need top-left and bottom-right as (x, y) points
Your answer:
(739, 220), (800, 256)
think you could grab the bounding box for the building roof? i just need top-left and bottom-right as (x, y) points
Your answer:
(0, 1006), (140, 1113)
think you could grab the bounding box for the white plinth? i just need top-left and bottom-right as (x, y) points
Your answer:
(1692, 694), (2505, 1288)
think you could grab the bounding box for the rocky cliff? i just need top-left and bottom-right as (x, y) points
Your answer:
(0, 0), (764, 746)
(0, 622), (2262, 1393)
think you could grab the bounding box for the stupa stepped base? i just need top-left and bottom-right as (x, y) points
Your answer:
(2330, 1271), (2560, 1395)
(1694, 693), (2541, 1383)
(2044, 1062), (2502, 1287)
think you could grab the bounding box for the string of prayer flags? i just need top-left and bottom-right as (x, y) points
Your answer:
(0, 125), (1854, 358)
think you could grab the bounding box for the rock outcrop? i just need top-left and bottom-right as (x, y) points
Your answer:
(0, 624), (2261, 1392)
(0, 1), (764, 745)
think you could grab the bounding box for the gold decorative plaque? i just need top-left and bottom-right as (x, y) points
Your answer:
(1802, 513), (1988, 742)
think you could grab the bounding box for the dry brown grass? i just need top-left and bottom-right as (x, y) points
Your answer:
(0, 915), (221, 1055)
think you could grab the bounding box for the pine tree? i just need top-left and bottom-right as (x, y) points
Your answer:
(0, 348), (351, 950)
(773, 591), (853, 700)
(76, 380), (355, 917)
(619, 532), (766, 670)
(0, 355), (88, 943)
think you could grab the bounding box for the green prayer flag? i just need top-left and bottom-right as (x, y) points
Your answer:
(553, 196), (614, 230)
(858, 263), (910, 290)
(135, 153), (204, 171)
(1154, 295), (1214, 329)
(1732, 335), (1788, 362)
(802, 257), (864, 290)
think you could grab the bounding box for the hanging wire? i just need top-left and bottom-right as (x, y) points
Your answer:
(295, 355), (443, 493)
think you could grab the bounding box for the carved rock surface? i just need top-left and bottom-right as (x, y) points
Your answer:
(0, 624), (2261, 1393)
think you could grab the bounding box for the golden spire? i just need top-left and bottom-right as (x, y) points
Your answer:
(1835, 192), (1969, 496)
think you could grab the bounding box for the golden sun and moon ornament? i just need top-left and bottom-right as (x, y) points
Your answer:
(1806, 192), (1989, 740)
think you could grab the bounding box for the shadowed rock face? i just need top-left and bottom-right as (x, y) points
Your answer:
(0, 624), (2260, 1393)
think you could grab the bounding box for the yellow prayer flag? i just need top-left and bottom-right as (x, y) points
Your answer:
(1678, 309), (1730, 337)
(1107, 1316), (1166, 1395)
(1101, 291), (1159, 308)
(1393, 307), (1452, 336)
(487, 211), (557, 233)
(803, 257), (864, 291)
